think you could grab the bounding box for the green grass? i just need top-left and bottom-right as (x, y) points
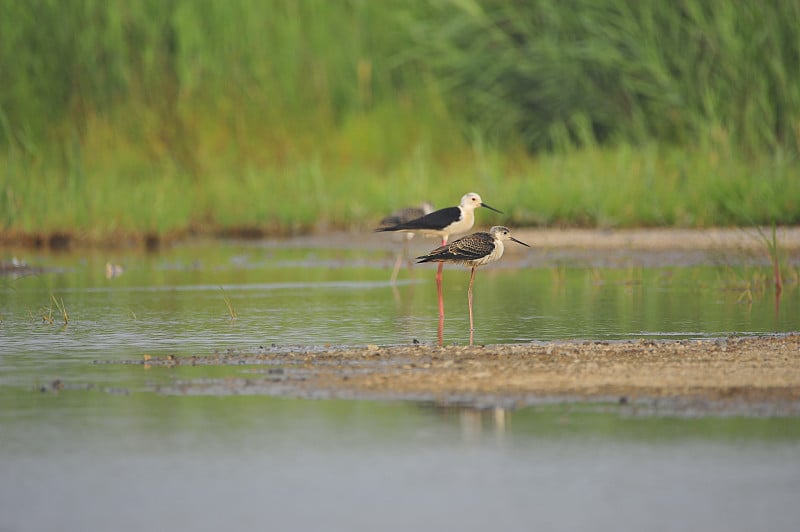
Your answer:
(1, 0), (799, 243)
(220, 287), (238, 320)
(4, 139), (797, 241)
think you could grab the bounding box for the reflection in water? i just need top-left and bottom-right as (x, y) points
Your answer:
(455, 407), (508, 443)
(457, 407), (508, 442)
(420, 404), (510, 443)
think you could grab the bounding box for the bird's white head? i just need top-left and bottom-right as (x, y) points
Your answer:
(460, 193), (503, 214)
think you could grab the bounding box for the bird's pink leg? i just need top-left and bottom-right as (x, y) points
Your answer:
(436, 263), (444, 347)
(468, 266), (476, 346)
(436, 236), (447, 347)
(390, 253), (403, 284)
(436, 263), (444, 318)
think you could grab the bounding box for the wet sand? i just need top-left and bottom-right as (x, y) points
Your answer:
(132, 334), (800, 416)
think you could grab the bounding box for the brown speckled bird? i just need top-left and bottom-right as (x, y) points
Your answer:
(417, 226), (529, 345)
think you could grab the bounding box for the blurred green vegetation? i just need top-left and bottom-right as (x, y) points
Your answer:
(413, 0), (800, 154)
(1, 0), (798, 242)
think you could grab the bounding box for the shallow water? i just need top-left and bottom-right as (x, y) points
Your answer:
(1, 237), (799, 531)
(1, 237), (797, 355)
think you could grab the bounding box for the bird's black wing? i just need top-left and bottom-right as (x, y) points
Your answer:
(376, 206), (460, 232)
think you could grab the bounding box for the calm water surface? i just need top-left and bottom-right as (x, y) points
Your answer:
(2, 236), (798, 354)
(1, 237), (799, 531)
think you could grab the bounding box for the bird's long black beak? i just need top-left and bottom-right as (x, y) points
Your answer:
(481, 202), (503, 214)
(510, 236), (530, 247)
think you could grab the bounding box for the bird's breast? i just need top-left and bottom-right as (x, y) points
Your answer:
(447, 210), (473, 235)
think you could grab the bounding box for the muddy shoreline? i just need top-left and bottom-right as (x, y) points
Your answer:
(121, 334), (800, 416)
(3, 225), (800, 252)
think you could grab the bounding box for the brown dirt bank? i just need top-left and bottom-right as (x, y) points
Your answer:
(133, 334), (800, 415)
(3, 225), (800, 252)
(276, 225), (800, 254)
(512, 226), (800, 251)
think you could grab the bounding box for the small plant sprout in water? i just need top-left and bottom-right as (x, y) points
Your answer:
(754, 223), (786, 318)
(755, 224), (784, 297)
(51, 294), (69, 325)
(719, 266), (762, 301)
(787, 265), (800, 286)
(550, 263), (566, 285)
(737, 285), (753, 305)
(40, 302), (54, 324)
(220, 287), (237, 320)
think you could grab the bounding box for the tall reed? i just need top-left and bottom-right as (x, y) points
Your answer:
(409, 0), (800, 155)
(0, 1), (798, 239)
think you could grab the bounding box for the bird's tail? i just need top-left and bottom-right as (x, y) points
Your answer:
(416, 246), (449, 263)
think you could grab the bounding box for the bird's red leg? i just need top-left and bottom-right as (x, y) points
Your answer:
(437, 296), (444, 347)
(468, 266), (476, 346)
(436, 236), (447, 347)
(436, 263), (444, 318)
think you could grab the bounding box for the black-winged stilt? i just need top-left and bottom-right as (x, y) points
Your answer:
(417, 226), (529, 345)
(378, 201), (434, 283)
(376, 192), (501, 245)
